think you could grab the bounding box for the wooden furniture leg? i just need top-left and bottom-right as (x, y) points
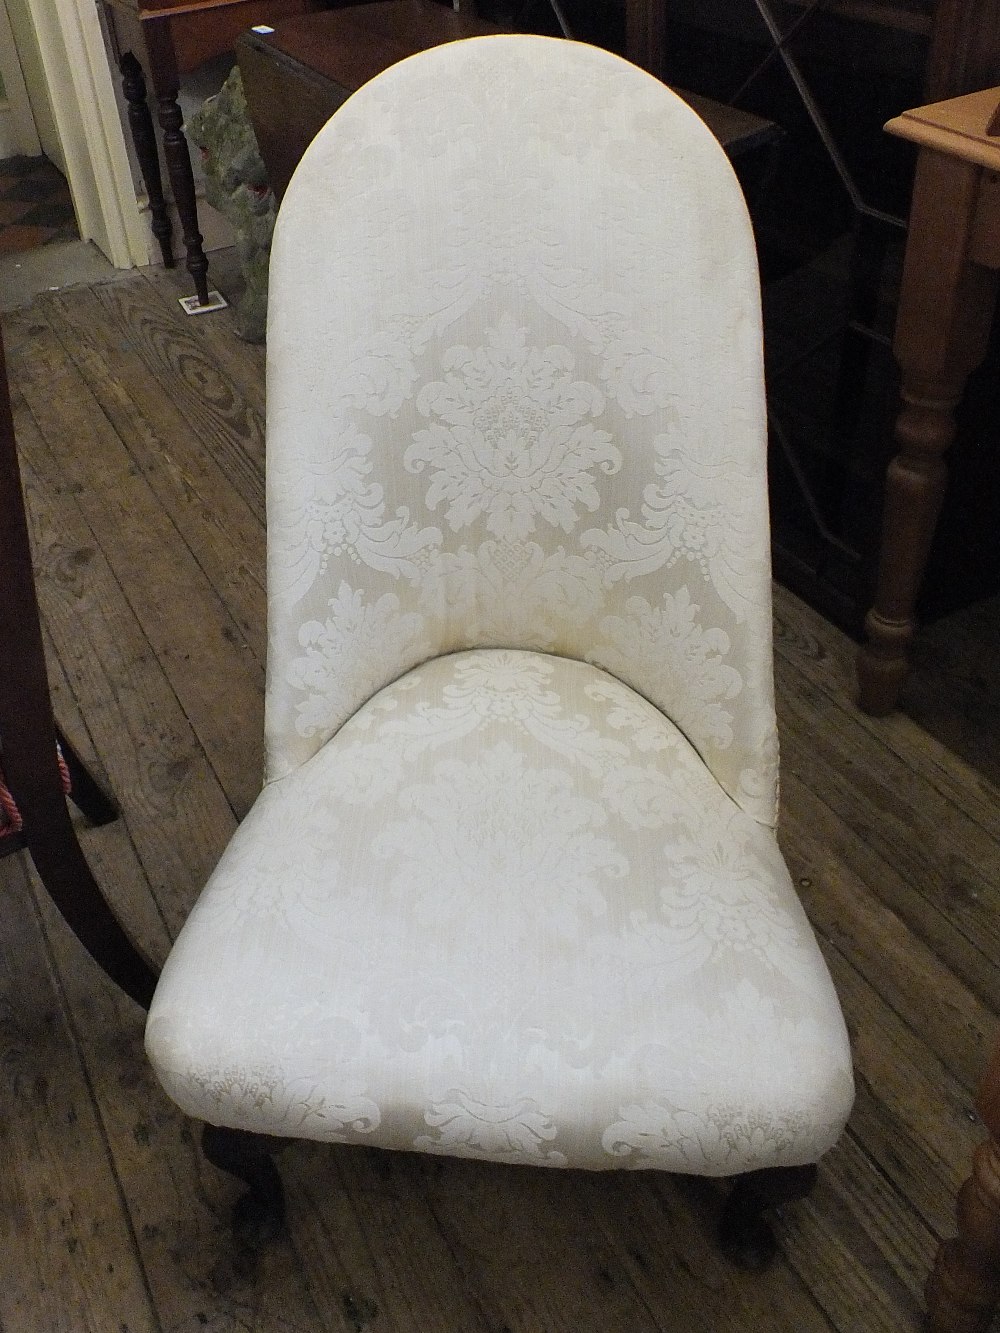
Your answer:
(718, 1164), (818, 1269)
(201, 1125), (287, 1246)
(857, 149), (999, 715)
(926, 1037), (1000, 1332)
(104, 0), (329, 303)
(145, 17), (211, 306)
(0, 323), (158, 1010)
(13, 780), (158, 1009)
(56, 727), (118, 827)
(119, 50), (175, 269)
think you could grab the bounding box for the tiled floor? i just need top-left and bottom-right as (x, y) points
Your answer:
(0, 155), (79, 254)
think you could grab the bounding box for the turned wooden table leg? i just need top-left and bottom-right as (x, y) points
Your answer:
(119, 50), (174, 268)
(857, 148), (999, 715)
(925, 1037), (1000, 1333)
(858, 365), (970, 715)
(145, 17), (211, 306)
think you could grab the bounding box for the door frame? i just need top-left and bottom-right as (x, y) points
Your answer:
(0, 0), (42, 158)
(26, 0), (147, 267)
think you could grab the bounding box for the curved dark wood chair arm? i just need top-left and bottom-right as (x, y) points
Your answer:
(0, 322), (157, 1010)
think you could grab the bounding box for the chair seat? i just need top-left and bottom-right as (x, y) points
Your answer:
(146, 649), (853, 1174)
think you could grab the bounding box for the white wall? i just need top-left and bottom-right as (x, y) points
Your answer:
(4, 0), (62, 168)
(23, 0), (148, 267)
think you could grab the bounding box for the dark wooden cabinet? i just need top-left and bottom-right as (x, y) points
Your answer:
(237, 2), (500, 203)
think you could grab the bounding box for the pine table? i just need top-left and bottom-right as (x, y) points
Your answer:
(857, 87), (1000, 714)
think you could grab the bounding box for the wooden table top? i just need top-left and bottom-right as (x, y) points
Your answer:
(885, 86), (1000, 171)
(240, 1), (500, 87)
(106, 0), (277, 17)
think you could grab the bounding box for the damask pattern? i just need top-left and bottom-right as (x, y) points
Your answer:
(146, 37), (854, 1180)
(407, 316), (621, 540)
(148, 651), (854, 1172)
(262, 35), (778, 828)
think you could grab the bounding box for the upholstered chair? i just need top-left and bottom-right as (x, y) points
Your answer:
(145, 35), (855, 1263)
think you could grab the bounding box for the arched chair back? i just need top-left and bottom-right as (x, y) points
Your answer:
(263, 35), (777, 826)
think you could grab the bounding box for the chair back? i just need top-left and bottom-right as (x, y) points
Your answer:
(264, 35), (778, 824)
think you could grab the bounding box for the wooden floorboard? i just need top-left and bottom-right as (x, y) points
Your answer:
(2, 269), (998, 1333)
(906, 596), (1000, 793)
(45, 285), (267, 667)
(9, 366), (237, 942)
(11, 305), (265, 822)
(0, 858), (159, 1333)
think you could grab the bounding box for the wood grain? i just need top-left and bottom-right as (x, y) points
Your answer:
(46, 284), (266, 666)
(0, 858), (158, 1333)
(9, 308), (265, 821)
(7, 352), (236, 940)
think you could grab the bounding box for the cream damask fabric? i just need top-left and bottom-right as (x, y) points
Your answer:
(146, 36), (854, 1176)
(262, 35), (778, 825)
(147, 651), (853, 1172)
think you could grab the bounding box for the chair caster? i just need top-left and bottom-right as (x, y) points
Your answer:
(201, 1124), (287, 1246)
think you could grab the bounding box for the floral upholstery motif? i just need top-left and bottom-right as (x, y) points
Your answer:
(149, 650), (852, 1171)
(145, 36), (854, 1178)
(259, 36), (779, 824)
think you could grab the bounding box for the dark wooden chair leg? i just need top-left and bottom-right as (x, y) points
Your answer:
(201, 1124), (287, 1246)
(718, 1164), (818, 1269)
(27, 803), (158, 1009)
(119, 51), (174, 269)
(55, 727), (118, 827)
(1, 324), (157, 1011)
